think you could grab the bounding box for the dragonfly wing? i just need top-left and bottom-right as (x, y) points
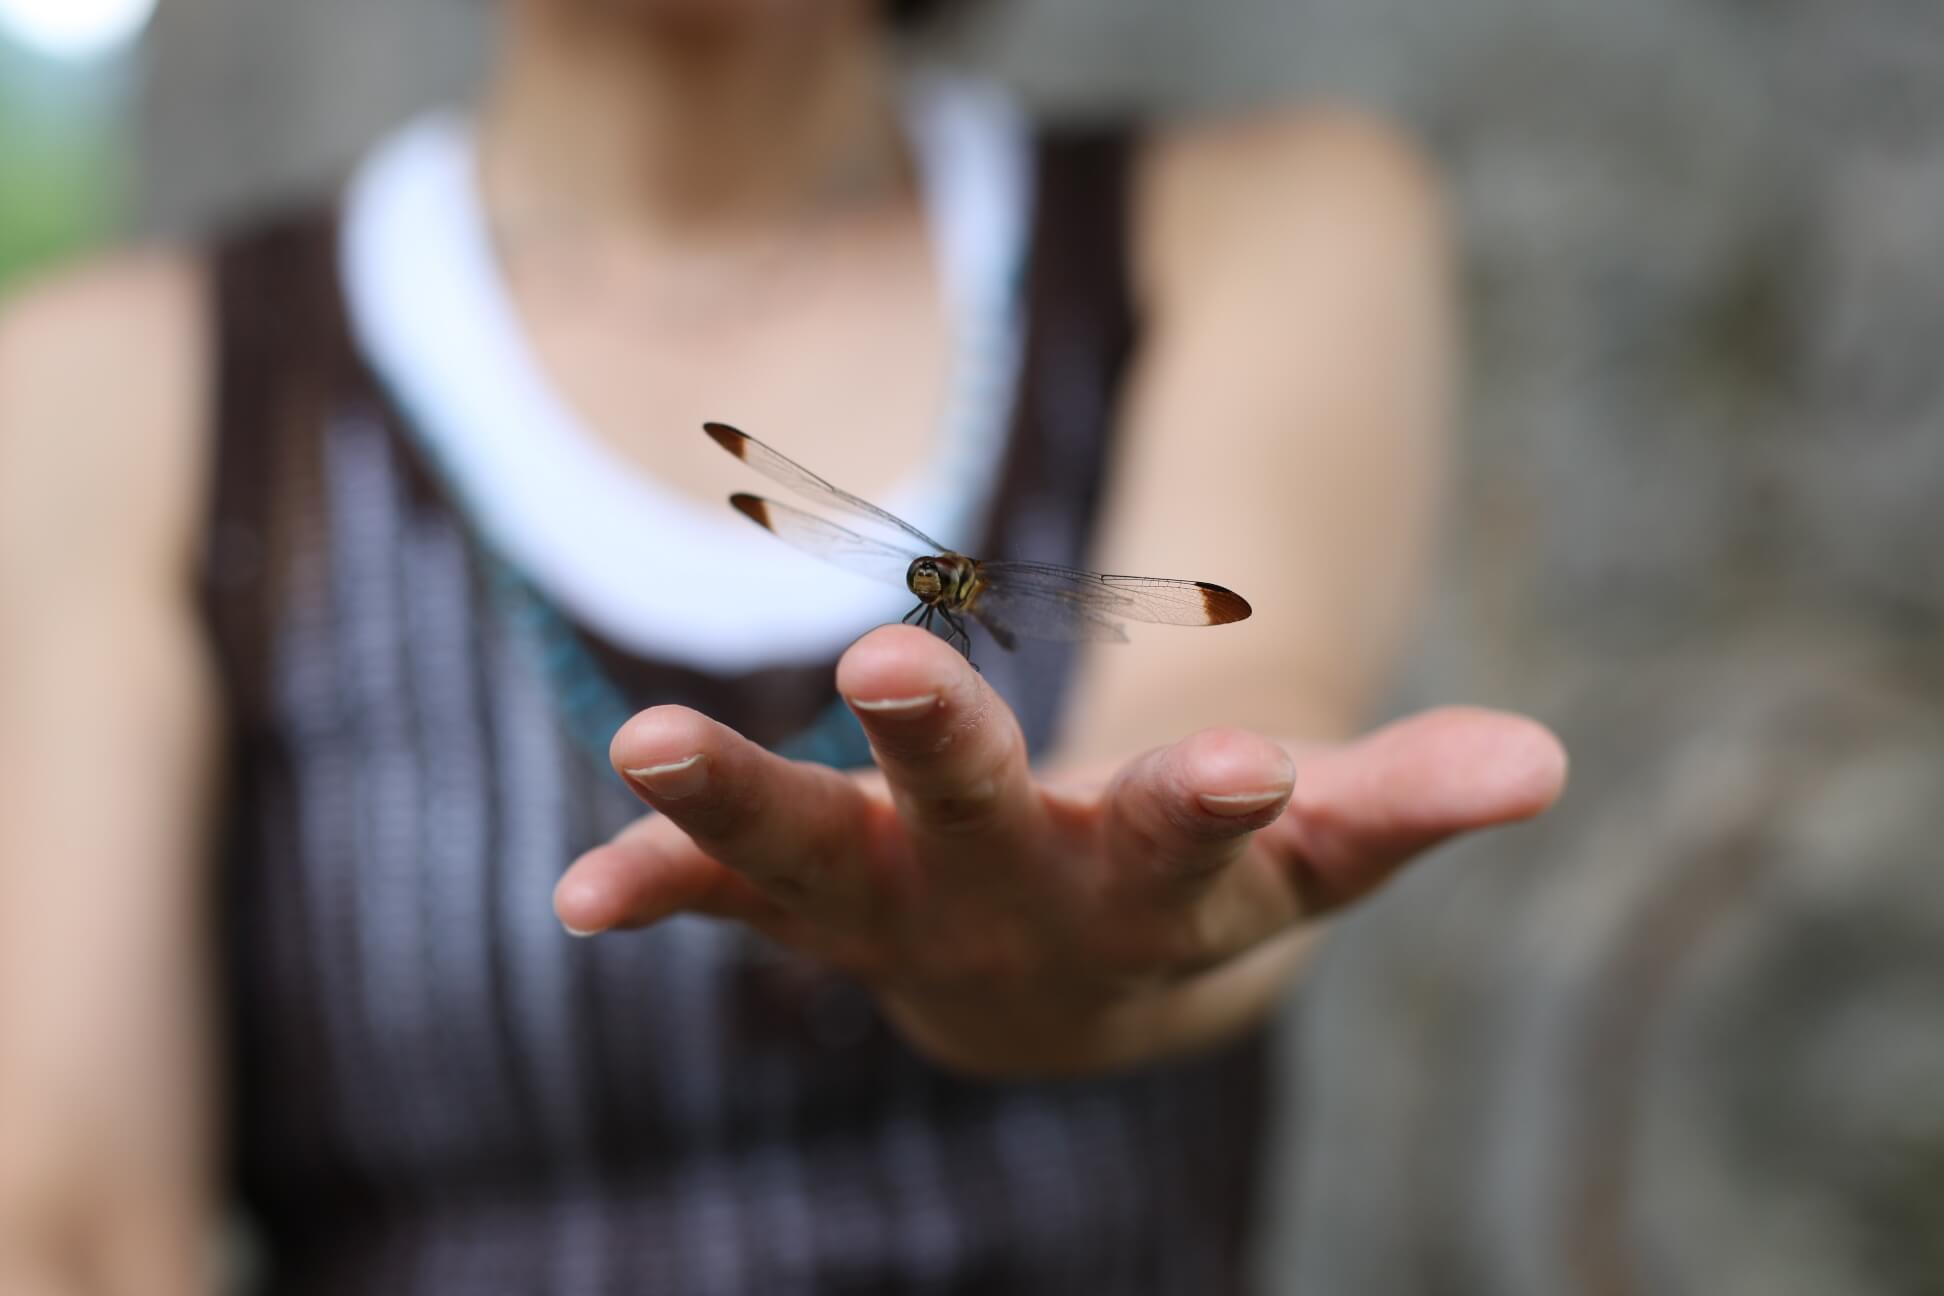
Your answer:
(976, 616), (1018, 653)
(706, 422), (948, 554)
(975, 560), (1252, 628)
(729, 495), (917, 590)
(965, 579), (1132, 645)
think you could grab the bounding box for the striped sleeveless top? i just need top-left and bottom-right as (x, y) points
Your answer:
(202, 112), (1269, 1296)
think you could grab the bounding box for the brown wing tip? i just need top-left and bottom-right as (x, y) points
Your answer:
(703, 422), (749, 459)
(1197, 582), (1252, 625)
(728, 493), (772, 529)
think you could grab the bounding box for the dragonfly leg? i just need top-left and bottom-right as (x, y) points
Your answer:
(901, 604), (977, 667)
(939, 609), (974, 661)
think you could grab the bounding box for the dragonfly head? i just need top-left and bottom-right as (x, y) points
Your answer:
(906, 557), (947, 603)
(908, 554), (977, 609)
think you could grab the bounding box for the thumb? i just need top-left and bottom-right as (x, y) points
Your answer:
(1284, 706), (1567, 910)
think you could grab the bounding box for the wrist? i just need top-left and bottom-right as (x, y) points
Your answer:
(875, 977), (1158, 1079)
(876, 930), (1313, 1079)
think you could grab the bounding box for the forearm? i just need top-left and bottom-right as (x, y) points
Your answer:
(0, 1178), (214, 1296)
(0, 603), (222, 1296)
(0, 938), (218, 1296)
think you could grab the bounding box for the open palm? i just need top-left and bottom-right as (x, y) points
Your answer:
(556, 625), (1566, 1077)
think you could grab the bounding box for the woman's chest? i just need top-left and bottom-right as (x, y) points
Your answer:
(503, 203), (953, 522)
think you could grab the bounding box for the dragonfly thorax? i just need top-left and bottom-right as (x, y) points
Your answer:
(906, 555), (976, 608)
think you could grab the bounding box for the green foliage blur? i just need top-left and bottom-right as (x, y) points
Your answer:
(0, 39), (127, 288)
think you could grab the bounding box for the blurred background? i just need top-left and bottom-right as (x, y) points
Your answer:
(5, 0), (1941, 1291)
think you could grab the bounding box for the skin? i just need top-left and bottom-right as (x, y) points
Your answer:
(0, 0), (1565, 1288)
(562, 639), (1564, 1076)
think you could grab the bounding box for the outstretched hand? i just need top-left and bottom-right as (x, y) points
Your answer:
(555, 625), (1566, 1077)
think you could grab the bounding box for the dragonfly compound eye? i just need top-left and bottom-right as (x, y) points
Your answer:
(907, 559), (945, 600)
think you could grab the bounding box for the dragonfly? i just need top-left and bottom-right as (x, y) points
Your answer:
(705, 421), (1252, 658)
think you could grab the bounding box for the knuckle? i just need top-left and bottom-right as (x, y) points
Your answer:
(1117, 813), (1226, 888)
(1168, 907), (1234, 974)
(673, 776), (765, 845)
(908, 776), (1009, 838)
(903, 728), (1024, 838)
(742, 832), (853, 908)
(1087, 886), (1233, 977)
(1099, 911), (1214, 978)
(1108, 783), (1245, 882)
(1170, 894), (1261, 975)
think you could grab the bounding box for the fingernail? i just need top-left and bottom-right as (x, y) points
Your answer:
(563, 922), (604, 938)
(1198, 789), (1290, 817)
(624, 753), (709, 799)
(848, 693), (939, 716)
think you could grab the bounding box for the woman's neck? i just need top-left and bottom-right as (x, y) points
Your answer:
(479, 0), (909, 241)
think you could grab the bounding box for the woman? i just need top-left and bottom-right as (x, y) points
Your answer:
(0, 0), (1565, 1291)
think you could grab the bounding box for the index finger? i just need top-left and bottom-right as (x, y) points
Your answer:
(600, 705), (875, 917)
(835, 625), (1043, 864)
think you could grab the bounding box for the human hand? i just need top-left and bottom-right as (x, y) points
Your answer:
(554, 626), (1566, 1077)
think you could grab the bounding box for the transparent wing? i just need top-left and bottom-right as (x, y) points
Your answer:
(706, 422), (947, 554)
(974, 560), (1252, 628)
(728, 494), (918, 589)
(965, 579), (1131, 645)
